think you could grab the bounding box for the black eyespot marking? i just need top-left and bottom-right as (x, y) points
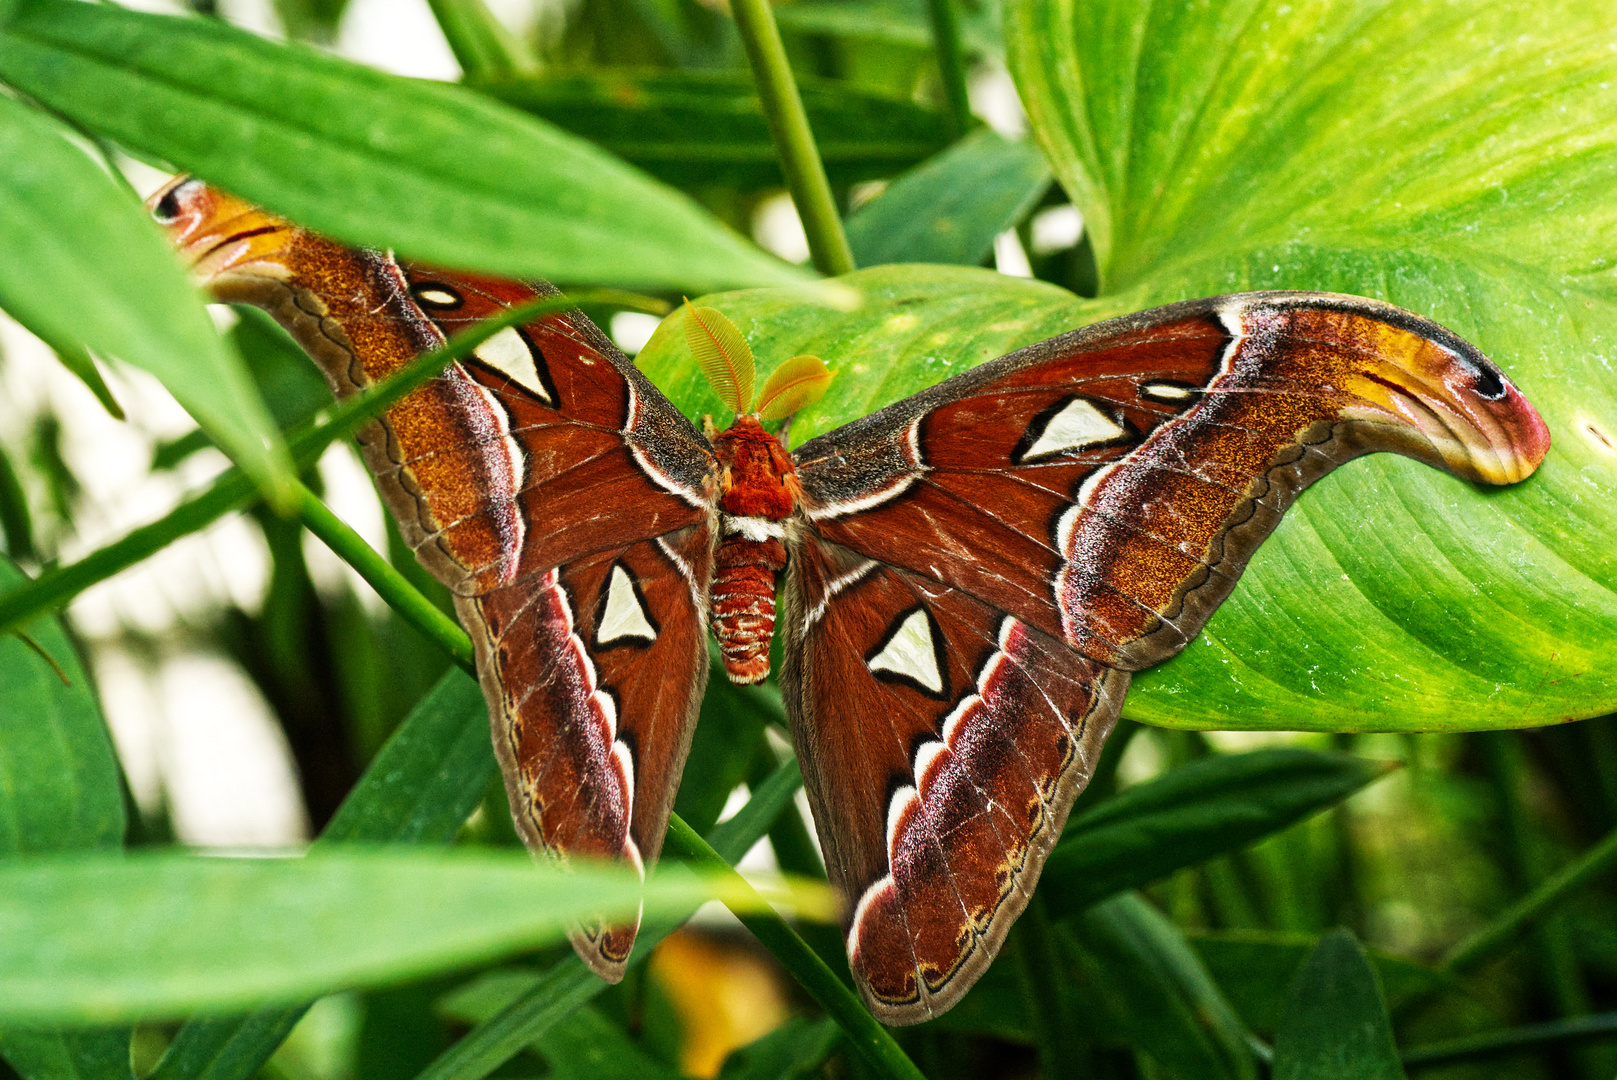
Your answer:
(1471, 362), (1506, 401)
(411, 283), (465, 311)
(152, 187), (186, 224)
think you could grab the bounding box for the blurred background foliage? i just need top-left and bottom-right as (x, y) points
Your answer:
(0, 0), (1615, 1079)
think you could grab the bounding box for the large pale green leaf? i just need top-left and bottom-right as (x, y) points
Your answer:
(0, 848), (739, 1028)
(995, 0), (1617, 728)
(0, 0), (804, 293)
(0, 94), (292, 506)
(480, 71), (949, 189)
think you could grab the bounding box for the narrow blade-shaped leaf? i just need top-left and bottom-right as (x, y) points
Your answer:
(0, 849), (738, 1027)
(0, 0), (806, 292)
(1041, 749), (1392, 916)
(1072, 894), (1257, 1080)
(1272, 929), (1406, 1080)
(846, 129), (1051, 267)
(0, 93), (291, 505)
(480, 71), (950, 189)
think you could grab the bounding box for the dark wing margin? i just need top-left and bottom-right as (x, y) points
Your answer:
(780, 536), (1125, 1023)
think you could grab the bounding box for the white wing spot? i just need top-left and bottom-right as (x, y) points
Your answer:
(597, 564), (657, 646)
(1140, 381), (1197, 403)
(1021, 398), (1126, 461)
(868, 609), (943, 694)
(474, 326), (553, 405)
(414, 287), (461, 307)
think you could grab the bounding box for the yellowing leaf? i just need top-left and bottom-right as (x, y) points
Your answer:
(755, 355), (832, 421)
(683, 302), (755, 415)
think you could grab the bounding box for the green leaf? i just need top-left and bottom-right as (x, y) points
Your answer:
(0, 92), (292, 507)
(717, 1018), (840, 1080)
(479, 70), (950, 189)
(1189, 930), (1450, 1037)
(0, 848), (738, 1028)
(0, 1030), (133, 1080)
(672, 649), (777, 837)
(775, 0), (1001, 59)
(846, 129), (1051, 267)
(425, 0), (537, 81)
(0, 558), (124, 856)
(149, 670), (494, 1080)
(530, 1005), (680, 1080)
(1072, 894), (1257, 1080)
(0, 1), (805, 293)
(1001, 0), (1617, 728)
(1272, 929), (1406, 1080)
(1040, 749), (1391, 916)
(229, 308), (332, 433)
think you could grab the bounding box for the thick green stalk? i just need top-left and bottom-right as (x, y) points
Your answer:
(0, 292), (660, 638)
(425, 0), (539, 80)
(290, 481), (474, 671)
(923, 0), (971, 139)
(727, 0), (855, 276)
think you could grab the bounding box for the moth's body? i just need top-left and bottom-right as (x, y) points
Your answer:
(152, 176), (1550, 1025)
(709, 415), (799, 684)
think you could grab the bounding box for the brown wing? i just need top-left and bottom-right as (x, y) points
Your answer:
(783, 291), (1549, 1021)
(792, 292), (1549, 670)
(149, 178), (720, 980)
(780, 536), (1125, 1023)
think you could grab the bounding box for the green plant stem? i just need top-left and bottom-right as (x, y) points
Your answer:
(727, 0), (855, 276)
(923, 0), (971, 138)
(1403, 1012), (1617, 1069)
(0, 444), (36, 562)
(425, 0), (539, 79)
(0, 291), (663, 638)
(290, 481), (474, 671)
(660, 814), (925, 1080)
(1442, 821), (1617, 974)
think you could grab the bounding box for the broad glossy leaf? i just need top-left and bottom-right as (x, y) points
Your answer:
(0, 849), (739, 1027)
(479, 71), (949, 189)
(0, 1), (804, 293)
(634, 262), (1617, 729)
(846, 129), (1051, 267)
(0, 1030), (133, 1080)
(1190, 930), (1450, 1037)
(999, 0), (1617, 727)
(1072, 894), (1257, 1080)
(1272, 929), (1405, 1080)
(1041, 749), (1391, 916)
(0, 93), (292, 505)
(0, 559), (124, 855)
